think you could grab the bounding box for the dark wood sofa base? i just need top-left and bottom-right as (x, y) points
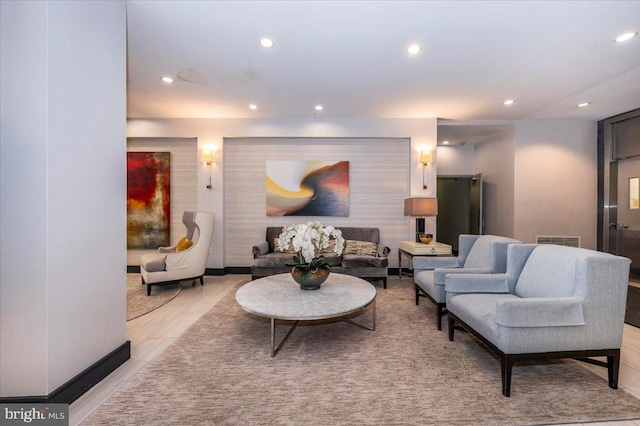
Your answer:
(142, 275), (204, 296)
(448, 312), (620, 397)
(414, 283), (447, 330)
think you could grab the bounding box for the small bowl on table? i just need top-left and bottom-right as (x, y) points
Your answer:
(419, 233), (433, 244)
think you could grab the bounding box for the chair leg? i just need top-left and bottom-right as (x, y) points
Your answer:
(199, 276), (204, 286)
(415, 284), (420, 305)
(436, 304), (447, 331)
(608, 350), (620, 389)
(147, 284), (152, 296)
(448, 316), (455, 341)
(501, 355), (514, 397)
(383, 277), (387, 289)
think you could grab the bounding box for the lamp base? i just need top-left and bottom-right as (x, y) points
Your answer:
(415, 218), (425, 243)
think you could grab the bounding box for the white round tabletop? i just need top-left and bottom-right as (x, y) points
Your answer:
(235, 273), (376, 321)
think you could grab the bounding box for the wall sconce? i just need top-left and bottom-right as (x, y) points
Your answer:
(201, 150), (215, 189)
(419, 150), (433, 189)
(404, 197), (438, 242)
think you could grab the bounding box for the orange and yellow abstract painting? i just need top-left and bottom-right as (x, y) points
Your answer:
(266, 161), (349, 216)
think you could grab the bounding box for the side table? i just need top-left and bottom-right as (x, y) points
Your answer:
(398, 240), (452, 278)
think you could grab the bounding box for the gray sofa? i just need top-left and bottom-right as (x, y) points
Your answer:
(252, 227), (390, 288)
(446, 243), (631, 396)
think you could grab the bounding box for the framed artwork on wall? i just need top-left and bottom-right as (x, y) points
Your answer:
(127, 152), (171, 249)
(631, 177), (639, 210)
(266, 160), (349, 216)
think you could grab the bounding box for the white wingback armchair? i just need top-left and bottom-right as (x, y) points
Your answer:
(140, 211), (215, 296)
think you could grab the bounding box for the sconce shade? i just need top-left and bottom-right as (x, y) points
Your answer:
(404, 197), (438, 216)
(201, 150), (215, 165)
(419, 150), (433, 165)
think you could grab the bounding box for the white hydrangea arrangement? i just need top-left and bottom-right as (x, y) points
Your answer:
(277, 221), (345, 271)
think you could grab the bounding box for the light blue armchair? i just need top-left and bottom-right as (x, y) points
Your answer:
(446, 244), (631, 397)
(413, 234), (522, 330)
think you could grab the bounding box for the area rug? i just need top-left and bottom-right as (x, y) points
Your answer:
(85, 278), (640, 425)
(126, 274), (181, 321)
(626, 285), (640, 328)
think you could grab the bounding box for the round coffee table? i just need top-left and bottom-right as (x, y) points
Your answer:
(236, 273), (376, 357)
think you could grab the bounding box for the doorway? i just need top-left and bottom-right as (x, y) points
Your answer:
(602, 109), (640, 282)
(436, 174), (483, 253)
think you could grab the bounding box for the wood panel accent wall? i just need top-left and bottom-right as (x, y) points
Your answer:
(224, 137), (410, 267)
(127, 137), (197, 265)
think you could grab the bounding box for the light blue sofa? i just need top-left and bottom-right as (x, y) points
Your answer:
(446, 244), (631, 397)
(413, 234), (522, 330)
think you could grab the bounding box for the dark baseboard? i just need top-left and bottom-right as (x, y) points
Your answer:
(130, 266), (396, 276)
(223, 267), (251, 274)
(127, 267), (250, 275)
(0, 341), (131, 404)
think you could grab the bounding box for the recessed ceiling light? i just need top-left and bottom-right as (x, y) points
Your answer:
(161, 76), (174, 83)
(407, 44), (421, 55)
(503, 99), (515, 106)
(249, 104), (258, 110)
(260, 38), (274, 48)
(315, 105), (323, 111)
(615, 32), (637, 43)
(578, 102), (591, 108)
(442, 140), (450, 145)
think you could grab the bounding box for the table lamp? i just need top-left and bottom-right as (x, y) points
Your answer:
(404, 198), (438, 243)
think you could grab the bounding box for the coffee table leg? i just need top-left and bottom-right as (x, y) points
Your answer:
(372, 298), (376, 331)
(270, 318), (276, 357)
(340, 298), (376, 331)
(270, 318), (299, 358)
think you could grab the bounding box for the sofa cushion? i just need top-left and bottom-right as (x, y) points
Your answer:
(414, 270), (444, 302)
(514, 245), (578, 298)
(254, 252), (342, 268)
(254, 252), (295, 268)
(342, 254), (388, 269)
(343, 240), (378, 256)
(448, 293), (520, 348)
(140, 253), (166, 272)
(463, 235), (518, 270)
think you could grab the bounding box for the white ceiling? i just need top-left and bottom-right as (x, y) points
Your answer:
(127, 0), (640, 134)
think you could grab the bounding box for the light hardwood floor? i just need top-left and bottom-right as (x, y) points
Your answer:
(69, 276), (640, 426)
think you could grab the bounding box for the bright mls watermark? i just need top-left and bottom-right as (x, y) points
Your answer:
(1, 404), (68, 425)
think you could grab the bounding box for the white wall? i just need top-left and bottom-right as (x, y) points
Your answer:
(514, 120), (597, 248)
(225, 138), (410, 268)
(1, 1), (127, 397)
(127, 118), (438, 268)
(437, 145), (475, 176)
(474, 127), (515, 237)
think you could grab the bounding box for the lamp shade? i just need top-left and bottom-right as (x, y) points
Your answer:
(201, 150), (215, 165)
(404, 198), (438, 216)
(419, 150), (433, 165)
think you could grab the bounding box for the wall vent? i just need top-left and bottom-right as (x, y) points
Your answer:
(535, 235), (581, 248)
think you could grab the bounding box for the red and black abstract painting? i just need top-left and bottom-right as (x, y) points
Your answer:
(127, 152), (171, 249)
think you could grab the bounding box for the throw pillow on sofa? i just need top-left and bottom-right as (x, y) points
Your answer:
(274, 238), (298, 253)
(176, 237), (193, 252)
(343, 240), (379, 257)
